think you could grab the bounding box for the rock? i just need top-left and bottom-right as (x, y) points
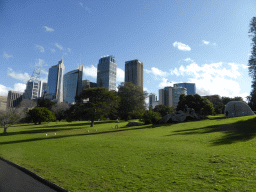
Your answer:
(159, 108), (200, 124)
(126, 121), (143, 127)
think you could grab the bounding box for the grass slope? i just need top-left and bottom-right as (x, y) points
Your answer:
(1, 116), (256, 191)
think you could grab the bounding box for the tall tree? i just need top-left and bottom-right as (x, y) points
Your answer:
(51, 102), (70, 121)
(0, 108), (26, 134)
(248, 17), (256, 110)
(118, 82), (147, 120)
(77, 87), (120, 127)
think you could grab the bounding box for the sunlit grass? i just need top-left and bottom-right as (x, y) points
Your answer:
(1, 115), (256, 191)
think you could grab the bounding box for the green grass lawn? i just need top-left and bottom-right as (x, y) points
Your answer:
(1, 115), (256, 191)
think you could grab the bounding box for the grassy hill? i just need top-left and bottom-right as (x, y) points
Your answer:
(1, 115), (256, 191)
(0, 96), (7, 111)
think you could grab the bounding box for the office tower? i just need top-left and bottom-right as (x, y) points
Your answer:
(41, 82), (48, 97)
(63, 65), (83, 104)
(23, 80), (42, 100)
(47, 60), (65, 103)
(97, 55), (117, 91)
(149, 93), (158, 109)
(7, 91), (23, 109)
(125, 59), (143, 90)
(82, 80), (97, 90)
(174, 83), (196, 95)
(159, 86), (187, 108)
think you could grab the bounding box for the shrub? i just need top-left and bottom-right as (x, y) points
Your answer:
(141, 110), (161, 125)
(28, 107), (56, 125)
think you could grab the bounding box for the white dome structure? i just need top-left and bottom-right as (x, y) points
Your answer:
(224, 101), (254, 118)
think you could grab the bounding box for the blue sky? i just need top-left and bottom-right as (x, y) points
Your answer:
(0, 0), (255, 101)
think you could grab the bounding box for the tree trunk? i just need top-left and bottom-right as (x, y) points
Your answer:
(90, 120), (94, 127)
(3, 126), (7, 134)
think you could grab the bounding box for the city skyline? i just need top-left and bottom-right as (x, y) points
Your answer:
(0, 0), (255, 101)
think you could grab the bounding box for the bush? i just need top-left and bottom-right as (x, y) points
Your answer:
(141, 110), (161, 125)
(28, 107), (56, 125)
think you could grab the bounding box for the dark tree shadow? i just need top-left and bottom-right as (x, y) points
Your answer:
(0, 123), (163, 145)
(169, 117), (256, 145)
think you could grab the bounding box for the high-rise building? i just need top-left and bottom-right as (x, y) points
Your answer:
(41, 82), (48, 97)
(159, 86), (187, 108)
(47, 60), (65, 103)
(7, 91), (23, 109)
(63, 65), (83, 104)
(82, 80), (97, 90)
(125, 59), (143, 90)
(174, 83), (196, 95)
(23, 80), (42, 100)
(149, 93), (158, 109)
(97, 55), (117, 91)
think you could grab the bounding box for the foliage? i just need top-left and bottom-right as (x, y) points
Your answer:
(28, 107), (56, 125)
(248, 17), (256, 110)
(0, 108), (26, 133)
(51, 102), (70, 121)
(18, 99), (37, 111)
(76, 87), (120, 127)
(153, 104), (175, 117)
(37, 98), (55, 110)
(177, 94), (214, 115)
(141, 110), (161, 124)
(118, 82), (147, 120)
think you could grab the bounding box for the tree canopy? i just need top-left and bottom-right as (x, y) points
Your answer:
(28, 107), (56, 125)
(153, 104), (175, 117)
(177, 94), (214, 115)
(118, 82), (147, 120)
(77, 87), (120, 127)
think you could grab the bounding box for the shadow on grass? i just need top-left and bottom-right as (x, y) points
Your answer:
(0, 123), (163, 145)
(170, 117), (256, 145)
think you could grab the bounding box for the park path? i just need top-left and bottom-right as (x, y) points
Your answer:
(0, 158), (67, 192)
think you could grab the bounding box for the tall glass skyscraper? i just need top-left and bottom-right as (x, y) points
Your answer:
(47, 60), (65, 103)
(63, 65), (83, 104)
(97, 55), (117, 91)
(174, 83), (196, 95)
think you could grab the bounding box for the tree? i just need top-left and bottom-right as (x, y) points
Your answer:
(118, 82), (147, 120)
(18, 99), (37, 111)
(177, 94), (214, 115)
(248, 17), (256, 110)
(51, 102), (70, 121)
(37, 98), (55, 110)
(0, 108), (26, 134)
(77, 87), (120, 127)
(153, 104), (175, 117)
(28, 107), (56, 125)
(141, 110), (161, 125)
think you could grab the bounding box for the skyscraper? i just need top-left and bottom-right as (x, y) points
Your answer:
(159, 86), (187, 108)
(174, 83), (196, 95)
(125, 59), (143, 90)
(97, 55), (117, 91)
(23, 80), (42, 100)
(63, 65), (83, 104)
(47, 60), (65, 103)
(149, 93), (158, 109)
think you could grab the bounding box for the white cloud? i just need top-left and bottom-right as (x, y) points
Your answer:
(158, 78), (174, 88)
(184, 58), (194, 62)
(0, 83), (26, 96)
(55, 43), (63, 50)
(7, 68), (30, 83)
(35, 44), (45, 53)
(3, 52), (13, 59)
(83, 65), (97, 79)
(40, 69), (48, 83)
(242, 64), (248, 69)
(169, 61), (247, 98)
(50, 48), (56, 53)
(43, 26), (54, 32)
(145, 67), (168, 77)
(202, 40), (210, 45)
(173, 41), (191, 51)
(117, 68), (124, 82)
